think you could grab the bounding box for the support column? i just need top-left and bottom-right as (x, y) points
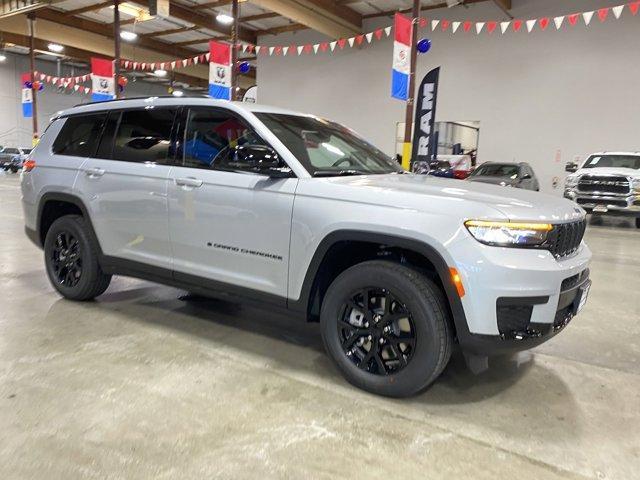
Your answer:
(231, 0), (239, 100)
(401, 0), (420, 171)
(113, 0), (121, 99)
(27, 13), (38, 143)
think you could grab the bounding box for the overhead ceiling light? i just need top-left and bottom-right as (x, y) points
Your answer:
(172, 89), (184, 97)
(154, 69), (167, 77)
(0, 54), (6, 62)
(47, 43), (64, 53)
(120, 31), (138, 41)
(216, 13), (234, 25)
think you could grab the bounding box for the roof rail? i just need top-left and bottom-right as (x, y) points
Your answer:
(73, 94), (210, 108)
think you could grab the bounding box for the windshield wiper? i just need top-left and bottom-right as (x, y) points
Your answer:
(313, 170), (366, 177)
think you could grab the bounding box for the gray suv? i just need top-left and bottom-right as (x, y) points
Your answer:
(21, 97), (592, 397)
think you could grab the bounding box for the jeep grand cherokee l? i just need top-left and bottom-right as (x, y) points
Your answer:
(21, 97), (592, 397)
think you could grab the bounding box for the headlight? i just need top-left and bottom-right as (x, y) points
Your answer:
(464, 220), (552, 247)
(565, 175), (579, 188)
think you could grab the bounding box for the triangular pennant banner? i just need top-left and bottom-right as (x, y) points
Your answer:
(313, 43), (320, 53)
(513, 19), (523, 31)
(269, 46), (275, 55)
(583, 11), (594, 25)
(348, 37), (355, 47)
(630, 2), (640, 15)
(384, 26), (391, 36)
(475, 22), (485, 34)
(320, 42), (329, 52)
(554, 16), (565, 29)
(419, 17), (427, 28)
(282, 46), (289, 55)
(356, 35), (364, 45)
(255, 46), (261, 54)
(431, 19), (440, 31)
(297, 45), (304, 55)
(612, 5), (624, 19)
(463, 21), (472, 32)
(539, 17), (550, 30)
(374, 29), (383, 40)
(487, 21), (497, 33)
(365, 32), (373, 43)
(452, 21), (461, 33)
(500, 21), (510, 33)
(526, 19), (536, 32)
(598, 8), (609, 22)
(330, 41), (337, 51)
(441, 19), (450, 31)
(337, 38), (346, 49)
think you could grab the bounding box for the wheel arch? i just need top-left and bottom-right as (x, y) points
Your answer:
(288, 230), (469, 339)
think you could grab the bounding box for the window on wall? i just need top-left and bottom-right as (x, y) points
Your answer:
(180, 107), (265, 170)
(52, 114), (107, 157)
(112, 108), (177, 164)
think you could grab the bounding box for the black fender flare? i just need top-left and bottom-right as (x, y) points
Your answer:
(287, 230), (470, 340)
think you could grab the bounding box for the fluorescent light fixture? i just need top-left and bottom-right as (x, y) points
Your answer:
(154, 69), (167, 77)
(0, 54), (6, 62)
(120, 31), (138, 41)
(216, 13), (234, 25)
(47, 43), (64, 53)
(172, 89), (184, 97)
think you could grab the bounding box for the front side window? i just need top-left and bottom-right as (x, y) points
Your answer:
(179, 107), (265, 170)
(255, 113), (402, 176)
(112, 108), (177, 164)
(472, 164), (520, 179)
(52, 114), (107, 157)
(583, 155), (640, 170)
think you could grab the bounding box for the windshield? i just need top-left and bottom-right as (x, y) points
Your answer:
(2, 148), (20, 154)
(255, 113), (402, 176)
(582, 155), (640, 170)
(472, 164), (520, 178)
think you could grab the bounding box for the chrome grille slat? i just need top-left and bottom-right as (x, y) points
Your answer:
(578, 175), (631, 195)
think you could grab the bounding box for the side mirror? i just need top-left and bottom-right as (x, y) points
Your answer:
(229, 144), (290, 177)
(565, 162), (578, 173)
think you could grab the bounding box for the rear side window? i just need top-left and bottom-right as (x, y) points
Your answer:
(112, 108), (177, 164)
(52, 114), (107, 157)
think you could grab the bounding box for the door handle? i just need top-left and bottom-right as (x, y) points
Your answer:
(175, 177), (203, 188)
(84, 167), (105, 178)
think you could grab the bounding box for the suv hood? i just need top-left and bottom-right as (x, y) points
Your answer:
(572, 167), (640, 179)
(467, 175), (517, 187)
(304, 174), (584, 223)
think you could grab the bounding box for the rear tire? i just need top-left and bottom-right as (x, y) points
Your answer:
(320, 260), (453, 398)
(44, 215), (111, 301)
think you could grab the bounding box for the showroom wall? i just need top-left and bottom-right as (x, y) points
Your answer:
(0, 53), (166, 147)
(257, 0), (640, 193)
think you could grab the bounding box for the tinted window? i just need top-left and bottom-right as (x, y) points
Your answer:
(180, 107), (265, 170)
(95, 111), (120, 159)
(583, 155), (640, 170)
(52, 114), (106, 157)
(112, 108), (177, 164)
(3, 148), (20, 154)
(472, 164), (520, 178)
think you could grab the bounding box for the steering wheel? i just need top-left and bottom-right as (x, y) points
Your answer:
(331, 157), (356, 168)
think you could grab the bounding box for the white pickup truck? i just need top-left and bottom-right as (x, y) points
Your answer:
(564, 152), (640, 228)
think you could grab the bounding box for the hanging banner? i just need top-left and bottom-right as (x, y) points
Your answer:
(90, 58), (115, 102)
(391, 13), (412, 101)
(21, 73), (33, 118)
(411, 67), (440, 171)
(209, 40), (231, 100)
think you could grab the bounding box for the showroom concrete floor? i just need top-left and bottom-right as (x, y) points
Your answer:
(0, 174), (638, 480)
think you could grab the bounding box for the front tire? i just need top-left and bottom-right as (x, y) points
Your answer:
(44, 215), (111, 301)
(320, 261), (453, 398)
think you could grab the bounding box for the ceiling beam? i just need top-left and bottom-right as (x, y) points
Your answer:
(65, 1), (112, 16)
(249, 0), (361, 38)
(140, 25), (201, 38)
(171, 37), (221, 47)
(193, 0), (236, 9)
(491, 0), (513, 18)
(363, 0), (486, 19)
(257, 22), (307, 36)
(241, 12), (280, 22)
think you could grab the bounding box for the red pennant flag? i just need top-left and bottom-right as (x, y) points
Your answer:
(374, 28), (383, 40)
(463, 20), (472, 32)
(303, 44), (313, 54)
(288, 44), (296, 55)
(337, 38), (347, 49)
(513, 19), (523, 31)
(441, 19), (450, 31)
(356, 34), (364, 45)
(419, 17), (427, 28)
(630, 2), (639, 15)
(567, 13), (579, 25)
(597, 8), (609, 22)
(487, 21), (497, 33)
(319, 42), (329, 52)
(539, 17), (550, 30)
(274, 46), (282, 55)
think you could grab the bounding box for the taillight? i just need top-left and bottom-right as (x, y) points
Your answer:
(23, 159), (36, 172)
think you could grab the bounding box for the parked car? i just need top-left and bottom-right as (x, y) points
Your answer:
(467, 162), (540, 191)
(564, 152), (640, 228)
(427, 160), (455, 178)
(1, 147), (31, 173)
(21, 97), (591, 397)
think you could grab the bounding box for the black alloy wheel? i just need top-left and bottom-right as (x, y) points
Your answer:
(339, 288), (416, 375)
(50, 231), (83, 287)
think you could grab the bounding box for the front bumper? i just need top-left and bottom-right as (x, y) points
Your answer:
(564, 188), (640, 217)
(448, 235), (592, 355)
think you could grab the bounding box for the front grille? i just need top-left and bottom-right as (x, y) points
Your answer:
(578, 175), (631, 195)
(577, 198), (628, 208)
(545, 219), (587, 258)
(496, 304), (533, 335)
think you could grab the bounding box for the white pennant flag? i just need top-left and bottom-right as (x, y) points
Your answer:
(283, 46), (289, 55)
(170, 61), (176, 69)
(297, 45), (304, 55)
(431, 19), (440, 31)
(384, 26), (391, 36)
(269, 46), (275, 55)
(452, 21), (461, 33)
(330, 41), (337, 51)
(205, 53), (210, 61)
(194, 56), (199, 64)
(365, 32), (373, 43)
(74, 85), (80, 92)
(242, 44), (248, 53)
(500, 21), (511, 33)
(526, 19), (537, 32)
(475, 22), (485, 34)
(612, 5), (624, 19)
(554, 15), (565, 29)
(348, 37), (355, 47)
(254, 46), (261, 55)
(583, 11), (594, 25)
(313, 43), (320, 53)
